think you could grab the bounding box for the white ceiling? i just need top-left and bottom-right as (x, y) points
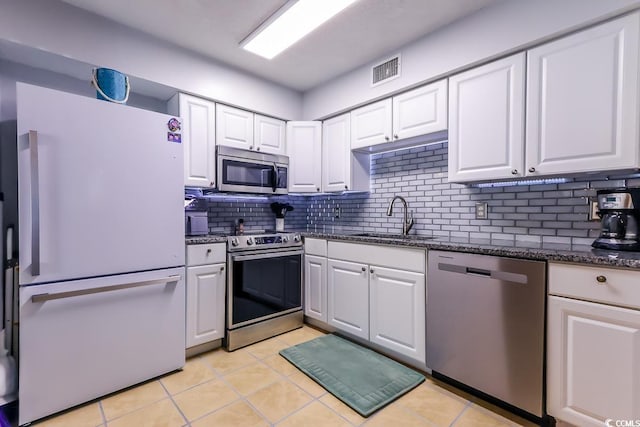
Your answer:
(60, 0), (498, 92)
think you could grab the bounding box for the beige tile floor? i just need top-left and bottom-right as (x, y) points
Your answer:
(32, 325), (537, 427)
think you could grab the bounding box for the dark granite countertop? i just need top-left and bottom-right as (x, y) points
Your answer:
(302, 232), (640, 269)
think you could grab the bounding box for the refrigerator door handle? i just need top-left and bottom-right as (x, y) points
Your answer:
(30, 274), (181, 303)
(29, 130), (40, 276)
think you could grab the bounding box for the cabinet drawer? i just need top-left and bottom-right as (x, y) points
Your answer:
(328, 241), (425, 273)
(549, 263), (640, 310)
(186, 243), (226, 266)
(304, 238), (327, 257)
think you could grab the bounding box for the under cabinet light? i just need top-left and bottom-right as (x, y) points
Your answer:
(472, 178), (569, 188)
(241, 0), (359, 59)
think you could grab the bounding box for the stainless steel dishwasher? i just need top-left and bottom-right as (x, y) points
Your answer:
(426, 250), (546, 419)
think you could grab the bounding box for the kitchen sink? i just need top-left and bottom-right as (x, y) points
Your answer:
(350, 233), (436, 241)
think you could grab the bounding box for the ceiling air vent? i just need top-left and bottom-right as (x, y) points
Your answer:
(372, 54), (400, 86)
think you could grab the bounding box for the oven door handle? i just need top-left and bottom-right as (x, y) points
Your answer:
(231, 249), (303, 262)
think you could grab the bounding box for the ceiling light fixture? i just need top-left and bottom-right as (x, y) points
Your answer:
(241, 0), (359, 60)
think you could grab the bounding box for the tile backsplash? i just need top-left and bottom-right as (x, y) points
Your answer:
(198, 142), (640, 245)
(202, 196), (308, 234)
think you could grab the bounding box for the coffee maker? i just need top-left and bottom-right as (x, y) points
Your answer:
(592, 188), (640, 251)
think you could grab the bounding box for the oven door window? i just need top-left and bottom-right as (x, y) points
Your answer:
(222, 159), (278, 190)
(231, 253), (301, 326)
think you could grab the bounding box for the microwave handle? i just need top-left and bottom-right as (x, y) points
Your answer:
(271, 163), (278, 192)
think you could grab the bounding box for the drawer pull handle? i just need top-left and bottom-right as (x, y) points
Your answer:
(206, 249), (212, 254)
(596, 275), (607, 284)
(361, 267), (366, 272)
(220, 266), (225, 272)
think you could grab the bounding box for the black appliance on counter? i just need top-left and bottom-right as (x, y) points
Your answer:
(592, 188), (640, 251)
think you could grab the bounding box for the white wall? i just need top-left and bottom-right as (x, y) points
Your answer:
(0, 0), (303, 120)
(0, 59), (168, 120)
(303, 0), (640, 120)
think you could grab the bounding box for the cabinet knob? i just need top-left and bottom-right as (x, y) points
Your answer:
(361, 267), (366, 272)
(385, 136), (390, 141)
(220, 266), (225, 272)
(344, 185), (348, 190)
(256, 147), (260, 151)
(394, 134), (399, 139)
(206, 249), (212, 254)
(370, 268), (374, 274)
(210, 181), (214, 187)
(596, 275), (607, 284)
(511, 169), (518, 175)
(249, 146), (254, 150)
(528, 167), (536, 173)
(317, 187), (320, 192)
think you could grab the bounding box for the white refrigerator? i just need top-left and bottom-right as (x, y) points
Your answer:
(16, 83), (186, 425)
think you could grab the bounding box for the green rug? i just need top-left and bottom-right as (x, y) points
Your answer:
(279, 334), (425, 417)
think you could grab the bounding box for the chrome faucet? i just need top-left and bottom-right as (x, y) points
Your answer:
(386, 195), (414, 235)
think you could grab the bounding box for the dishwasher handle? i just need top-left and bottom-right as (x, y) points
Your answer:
(465, 267), (491, 276)
(437, 262), (528, 285)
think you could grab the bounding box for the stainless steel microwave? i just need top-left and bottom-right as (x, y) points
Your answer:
(216, 146), (288, 195)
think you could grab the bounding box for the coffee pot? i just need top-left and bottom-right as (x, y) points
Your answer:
(592, 188), (640, 251)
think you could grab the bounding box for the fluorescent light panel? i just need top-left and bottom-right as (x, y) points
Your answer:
(241, 0), (358, 59)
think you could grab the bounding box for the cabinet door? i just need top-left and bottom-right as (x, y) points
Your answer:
(186, 263), (225, 348)
(526, 14), (640, 176)
(216, 104), (254, 150)
(174, 94), (216, 187)
(448, 53), (525, 182)
(304, 255), (327, 323)
(19, 268), (185, 425)
(327, 259), (369, 340)
(548, 296), (640, 426)
(255, 114), (286, 155)
(322, 113), (351, 192)
(286, 121), (322, 193)
(393, 80), (447, 140)
(370, 266), (425, 364)
(351, 98), (392, 150)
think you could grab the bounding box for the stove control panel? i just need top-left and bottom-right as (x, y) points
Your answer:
(227, 233), (302, 251)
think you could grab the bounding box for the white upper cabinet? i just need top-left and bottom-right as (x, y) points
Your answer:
(254, 114), (286, 155)
(351, 99), (393, 149)
(287, 121), (322, 193)
(392, 80), (447, 140)
(351, 80), (448, 151)
(323, 113), (352, 192)
(323, 113), (370, 192)
(216, 104), (254, 150)
(168, 93), (216, 188)
(526, 13), (640, 176)
(448, 53), (526, 183)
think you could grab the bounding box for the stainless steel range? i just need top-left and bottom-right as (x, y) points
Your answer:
(225, 231), (303, 351)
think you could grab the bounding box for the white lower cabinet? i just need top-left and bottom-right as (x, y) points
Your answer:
(370, 266), (425, 363)
(186, 263), (225, 348)
(547, 263), (640, 426)
(185, 243), (226, 349)
(304, 254), (328, 322)
(324, 241), (426, 365)
(327, 259), (370, 340)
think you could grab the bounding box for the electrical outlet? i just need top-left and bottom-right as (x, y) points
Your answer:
(588, 200), (600, 221)
(334, 206), (341, 219)
(475, 202), (488, 219)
